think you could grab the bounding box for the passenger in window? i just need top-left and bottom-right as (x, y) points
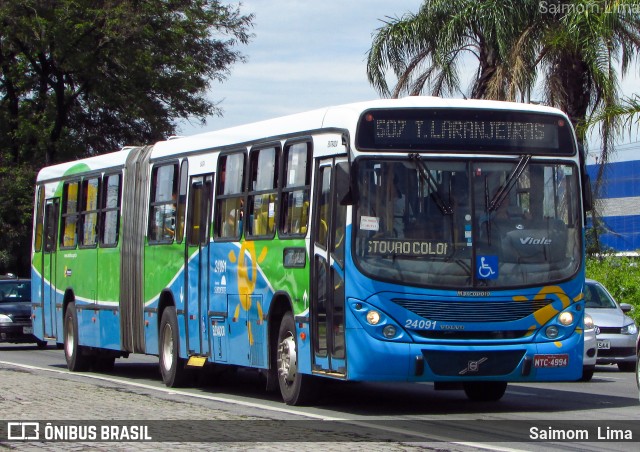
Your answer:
(223, 209), (239, 237)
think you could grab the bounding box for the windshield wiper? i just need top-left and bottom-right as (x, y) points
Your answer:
(488, 155), (531, 212)
(409, 153), (453, 215)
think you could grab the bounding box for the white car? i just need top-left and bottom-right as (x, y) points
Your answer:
(585, 279), (638, 372)
(582, 312), (597, 381)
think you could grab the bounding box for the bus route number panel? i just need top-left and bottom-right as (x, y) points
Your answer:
(356, 108), (576, 155)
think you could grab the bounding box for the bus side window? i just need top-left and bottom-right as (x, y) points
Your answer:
(148, 163), (178, 244)
(247, 145), (279, 238)
(34, 186), (45, 252)
(61, 180), (80, 249)
(215, 151), (245, 240)
(175, 160), (189, 244)
(280, 141), (311, 236)
(100, 173), (122, 246)
(80, 176), (100, 247)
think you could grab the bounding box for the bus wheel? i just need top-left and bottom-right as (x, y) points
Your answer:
(159, 306), (188, 387)
(463, 381), (507, 401)
(277, 312), (317, 405)
(64, 302), (91, 372)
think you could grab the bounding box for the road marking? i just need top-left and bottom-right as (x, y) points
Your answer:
(0, 360), (528, 451)
(0, 360), (336, 420)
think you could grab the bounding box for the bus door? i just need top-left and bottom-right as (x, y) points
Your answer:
(185, 174), (213, 356)
(42, 198), (60, 339)
(311, 158), (347, 376)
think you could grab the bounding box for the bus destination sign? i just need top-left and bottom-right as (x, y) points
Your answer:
(356, 108), (574, 154)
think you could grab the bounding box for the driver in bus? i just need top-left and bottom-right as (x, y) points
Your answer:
(392, 178), (412, 238)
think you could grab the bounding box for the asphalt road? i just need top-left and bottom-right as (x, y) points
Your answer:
(1, 342), (638, 451)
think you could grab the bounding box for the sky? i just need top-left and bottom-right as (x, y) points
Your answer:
(177, 0), (640, 159)
(177, 0), (426, 134)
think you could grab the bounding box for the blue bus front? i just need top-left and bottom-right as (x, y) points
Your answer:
(343, 108), (586, 388)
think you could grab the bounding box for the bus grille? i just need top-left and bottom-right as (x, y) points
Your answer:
(414, 330), (530, 340)
(394, 298), (553, 322)
(423, 349), (526, 376)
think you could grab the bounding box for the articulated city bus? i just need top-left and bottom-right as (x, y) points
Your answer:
(31, 97), (591, 404)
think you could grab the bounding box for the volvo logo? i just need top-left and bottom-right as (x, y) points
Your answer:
(459, 357), (488, 375)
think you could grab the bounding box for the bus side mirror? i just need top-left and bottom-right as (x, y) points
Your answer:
(577, 143), (593, 212)
(583, 174), (593, 212)
(336, 161), (353, 205)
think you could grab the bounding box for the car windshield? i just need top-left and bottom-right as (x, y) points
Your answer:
(0, 281), (31, 303)
(584, 283), (617, 309)
(354, 157), (582, 289)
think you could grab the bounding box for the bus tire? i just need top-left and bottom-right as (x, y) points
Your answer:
(463, 381), (507, 401)
(159, 306), (189, 387)
(277, 312), (317, 405)
(64, 302), (91, 372)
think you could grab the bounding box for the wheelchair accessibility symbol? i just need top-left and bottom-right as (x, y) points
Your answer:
(477, 255), (498, 280)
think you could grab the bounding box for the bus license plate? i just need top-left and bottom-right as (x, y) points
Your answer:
(533, 354), (569, 368)
(22, 326), (33, 334)
(597, 340), (611, 350)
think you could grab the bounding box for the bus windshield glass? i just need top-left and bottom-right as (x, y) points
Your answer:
(354, 158), (581, 289)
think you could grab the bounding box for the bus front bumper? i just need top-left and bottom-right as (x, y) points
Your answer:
(345, 328), (583, 383)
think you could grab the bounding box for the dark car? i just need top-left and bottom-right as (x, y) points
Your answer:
(0, 276), (47, 348)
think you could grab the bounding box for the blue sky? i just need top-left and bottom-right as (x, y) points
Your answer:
(178, 0), (426, 134)
(178, 0), (639, 157)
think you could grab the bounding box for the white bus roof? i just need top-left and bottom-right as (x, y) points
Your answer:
(150, 96), (569, 159)
(36, 147), (136, 183)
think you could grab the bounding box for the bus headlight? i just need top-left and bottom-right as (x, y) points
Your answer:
(382, 325), (397, 338)
(545, 325), (559, 339)
(349, 299), (407, 341)
(558, 311), (574, 326)
(366, 310), (381, 325)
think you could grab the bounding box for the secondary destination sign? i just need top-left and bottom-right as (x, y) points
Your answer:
(367, 239), (451, 257)
(356, 108), (575, 154)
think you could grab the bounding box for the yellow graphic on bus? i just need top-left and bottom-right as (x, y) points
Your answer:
(229, 241), (267, 345)
(514, 285), (583, 335)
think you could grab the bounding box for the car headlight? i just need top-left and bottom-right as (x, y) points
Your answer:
(584, 313), (594, 330)
(621, 323), (638, 335)
(0, 314), (13, 324)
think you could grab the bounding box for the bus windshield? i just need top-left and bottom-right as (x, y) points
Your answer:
(354, 157), (581, 289)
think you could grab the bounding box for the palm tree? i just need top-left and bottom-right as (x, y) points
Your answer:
(367, 0), (640, 149)
(367, 0), (537, 101)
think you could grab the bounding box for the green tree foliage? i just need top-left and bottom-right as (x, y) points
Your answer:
(587, 256), (640, 323)
(0, 0), (253, 276)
